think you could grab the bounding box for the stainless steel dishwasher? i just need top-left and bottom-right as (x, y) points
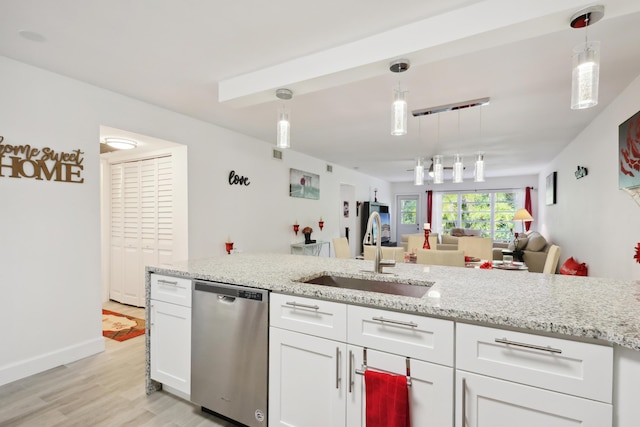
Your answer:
(191, 280), (269, 427)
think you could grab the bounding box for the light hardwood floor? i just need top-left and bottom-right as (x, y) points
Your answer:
(0, 301), (234, 427)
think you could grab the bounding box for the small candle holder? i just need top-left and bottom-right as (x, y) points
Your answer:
(423, 228), (431, 249)
(225, 242), (234, 254)
(318, 219), (324, 230)
(293, 224), (300, 235)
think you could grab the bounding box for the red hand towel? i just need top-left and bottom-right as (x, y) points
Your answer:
(364, 370), (410, 427)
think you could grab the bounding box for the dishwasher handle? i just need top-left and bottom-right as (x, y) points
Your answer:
(194, 280), (268, 302)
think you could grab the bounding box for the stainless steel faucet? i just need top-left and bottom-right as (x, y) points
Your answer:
(363, 211), (396, 274)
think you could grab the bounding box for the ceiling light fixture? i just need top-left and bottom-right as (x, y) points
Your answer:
(474, 153), (485, 182)
(452, 154), (464, 183)
(412, 97), (490, 117)
(103, 137), (137, 150)
(276, 88), (293, 149)
(432, 155), (444, 184)
(414, 157), (424, 186)
(390, 59), (410, 136)
(570, 5), (604, 110)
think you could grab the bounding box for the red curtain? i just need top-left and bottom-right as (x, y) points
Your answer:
(524, 187), (532, 231)
(426, 190), (433, 225)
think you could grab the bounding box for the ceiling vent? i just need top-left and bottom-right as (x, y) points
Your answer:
(326, 164), (333, 173)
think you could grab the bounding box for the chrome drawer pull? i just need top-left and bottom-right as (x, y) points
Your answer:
(372, 316), (418, 328)
(286, 301), (320, 310)
(495, 338), (562, 354)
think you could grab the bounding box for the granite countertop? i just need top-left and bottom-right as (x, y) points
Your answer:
(148, 253), (640, 351)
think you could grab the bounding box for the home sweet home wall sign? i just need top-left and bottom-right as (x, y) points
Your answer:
(0, 136), (85, 183)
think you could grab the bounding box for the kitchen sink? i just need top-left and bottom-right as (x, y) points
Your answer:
(302, 274), (433, 298)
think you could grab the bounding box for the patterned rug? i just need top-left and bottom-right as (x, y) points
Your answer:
(102, 309), (145, 341)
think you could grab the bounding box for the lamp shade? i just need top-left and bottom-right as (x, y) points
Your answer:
(513, 208), (533, 221)
(413, 157), (424, 186)
(276, 108), (290, 149)
(571, 41), (600, 109)
(391, 87), (407, 136)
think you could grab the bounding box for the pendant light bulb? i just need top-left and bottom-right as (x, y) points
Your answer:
(414, 157), (424, 186)
(433, 155), (444, 184)
(474, 153), (485, 182)
(391, 86), (408, 136)
(452, 154), (464, 183)
(276, 108), (290, 149)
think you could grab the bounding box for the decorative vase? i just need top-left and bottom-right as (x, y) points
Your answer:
(293, 224), (299, 235)
(225, 242), (234, 254)
(304, 233), (312, 244)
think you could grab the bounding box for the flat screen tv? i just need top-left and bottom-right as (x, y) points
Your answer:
(372, 212), (391, 244)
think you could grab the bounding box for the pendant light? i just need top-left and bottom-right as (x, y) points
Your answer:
(570, 6), (604, 110)
(452, 154), (464, 183)
(390, 60), (410, 136)
(474, 153), (485, 182)
(433, 155), (444, 184)
(276, 88), (293, 148)
(414, 157), (424, 186)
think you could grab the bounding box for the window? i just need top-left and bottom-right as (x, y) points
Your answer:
(438, 190), (521, 241)
(400, 198), (417, 225)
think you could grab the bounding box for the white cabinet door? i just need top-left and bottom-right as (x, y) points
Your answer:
(347, 346), (454, 427)
(150, 300), (191, 397)
(269, 327), (347, 427)
(456, 371), (612, 427)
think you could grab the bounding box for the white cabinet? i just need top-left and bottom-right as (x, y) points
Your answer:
(149, 274), (191, 399)
(456, 323), (612, 427)
(269, 327), (347, 427)
(269, 294), (455, 427)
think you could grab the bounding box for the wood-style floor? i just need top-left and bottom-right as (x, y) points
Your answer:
(0, 301), (234, 427)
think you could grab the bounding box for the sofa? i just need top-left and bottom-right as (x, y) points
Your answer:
(492, 230), (552, 273)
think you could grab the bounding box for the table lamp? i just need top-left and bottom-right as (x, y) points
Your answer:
(513, 208), (534, 234)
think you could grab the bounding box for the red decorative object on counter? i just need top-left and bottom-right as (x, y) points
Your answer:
(634, 243), (640, 263)
(423, 223), (431, 249)
(318, 218), (324, 230)
(293, 224), (300, 235)
(225, 241), (234, 254)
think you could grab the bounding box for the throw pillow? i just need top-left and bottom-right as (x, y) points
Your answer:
(442, 235), (458, 244)
(451, 228), (465, 237)
(526, 233), (547, 252)
(560, 257), (588, 276)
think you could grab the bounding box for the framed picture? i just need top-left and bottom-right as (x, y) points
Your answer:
(546, 171), (557, 205)
(343, 201), (349, 218)
(289, 168), (320, 199)
(619, 110), (640, 189)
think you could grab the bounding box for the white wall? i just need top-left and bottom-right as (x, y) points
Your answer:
(0, 55), (389, 386)
(539, 74), (640, 280)
(391, 175), (538, 241)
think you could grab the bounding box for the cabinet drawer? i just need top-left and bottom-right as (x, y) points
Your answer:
(347, 305), (454, 366)
(150, 274), (192, 307)
(270, 293), (347, 342)
(456, 323), (613, 403)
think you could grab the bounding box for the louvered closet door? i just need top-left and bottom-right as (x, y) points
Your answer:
(110, 156), (174, 307)
(156, 156), (173, 266)
(109, 164), (125, 303)
(122, 162), (143, 306)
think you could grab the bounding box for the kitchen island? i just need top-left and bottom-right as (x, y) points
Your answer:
(146, 253), (640, 426)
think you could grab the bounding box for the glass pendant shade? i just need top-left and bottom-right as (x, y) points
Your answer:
(433, 155), (444, 184)
(571, 41), (600, 109)
(452, 154), (464, 183)
(391, 87), (407, 136)
(474, 153), (485, 182)
(414, 157), (424, 186)
(276, 108), (290, 149)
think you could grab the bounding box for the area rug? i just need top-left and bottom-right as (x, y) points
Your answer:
(102, 309), (145, 341)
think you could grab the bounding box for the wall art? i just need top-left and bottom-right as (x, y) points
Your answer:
(619, 109), (640, 189)
(289, 168), (319, 200)
(545, 171), (557, 205)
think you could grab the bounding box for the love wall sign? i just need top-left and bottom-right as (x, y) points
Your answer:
(0, 136), (85, 183)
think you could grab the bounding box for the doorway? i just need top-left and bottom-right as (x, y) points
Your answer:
(100, 126), (189, 307)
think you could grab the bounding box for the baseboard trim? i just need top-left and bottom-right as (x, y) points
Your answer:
(0, 336), (105, 387)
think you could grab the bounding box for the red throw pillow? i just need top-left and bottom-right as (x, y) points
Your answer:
(560, 257), (588, 276)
